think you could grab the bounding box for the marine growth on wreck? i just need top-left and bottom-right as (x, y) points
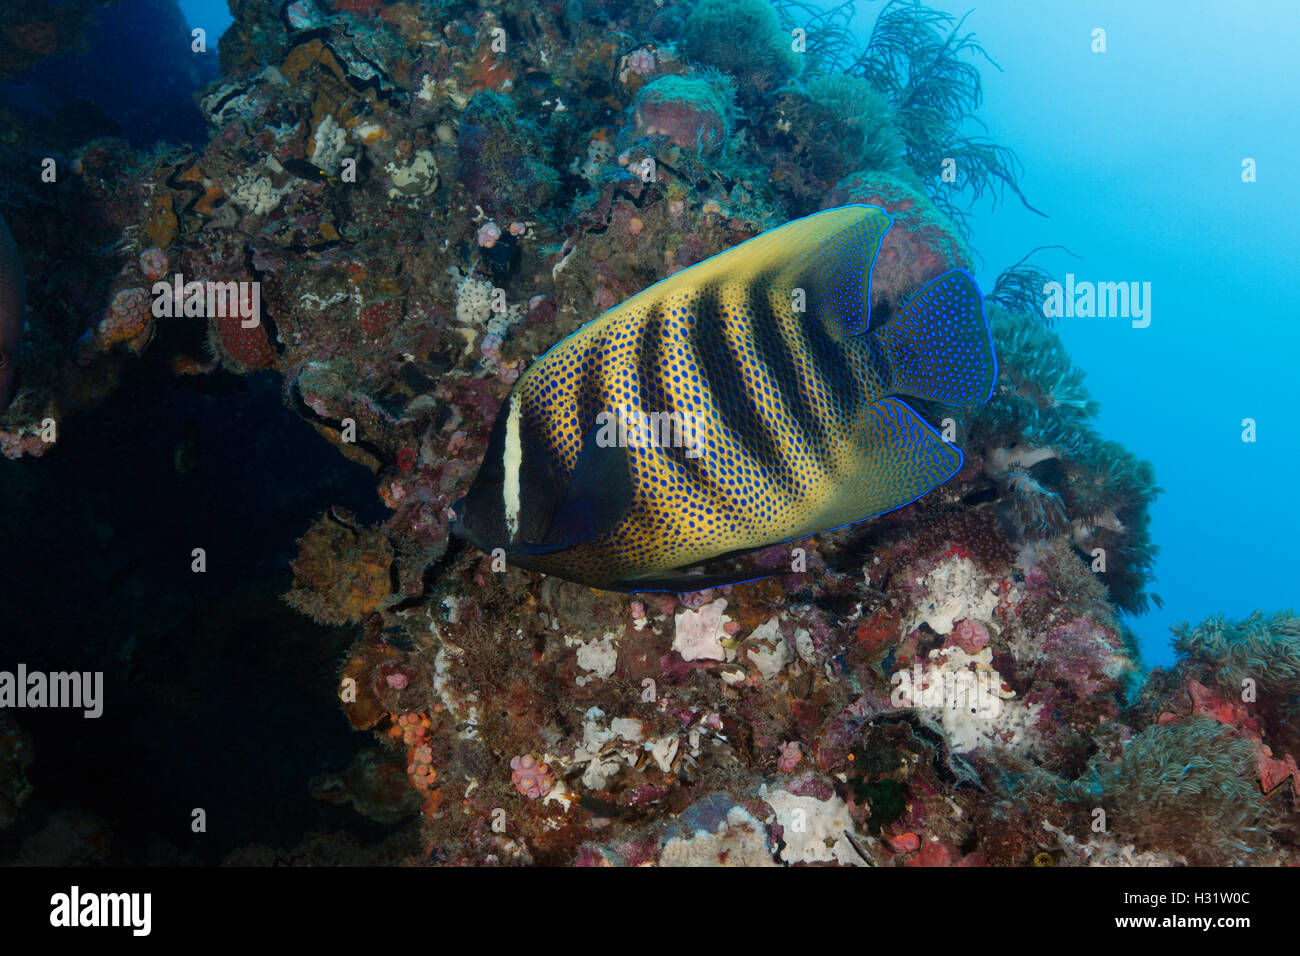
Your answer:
(0, 0), (1294, 875)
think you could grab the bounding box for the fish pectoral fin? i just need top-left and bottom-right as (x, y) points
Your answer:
(611, 567), (778, 594)
(807, 396), (963, 532)
(532, 425), (633, 550)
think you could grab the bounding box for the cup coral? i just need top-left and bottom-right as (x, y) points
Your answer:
(777, 741), (802, 772)
(510, 754), (555, 800)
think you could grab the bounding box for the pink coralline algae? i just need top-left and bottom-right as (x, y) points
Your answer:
(777, 742), (802, 772)
(1036, 618), (1121, 694)
(1180, 680), (1300, 795)
(510, 755), (554, 799)
(385, 672), (410, 690)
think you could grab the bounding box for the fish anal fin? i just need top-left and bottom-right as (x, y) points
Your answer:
(803, 396), (962, 533)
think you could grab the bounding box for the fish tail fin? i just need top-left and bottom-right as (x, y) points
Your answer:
(868, 269), (997, 406)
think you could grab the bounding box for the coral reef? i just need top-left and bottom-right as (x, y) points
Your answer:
(1070, 717), (1261, 864)
(633, 74), (735, 155)
(679, 0), (802, 99)
(1173, 610), (1300, 699)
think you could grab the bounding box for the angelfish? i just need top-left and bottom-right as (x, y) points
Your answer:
(450, 205), (997, 592)
(0, 212), (23, 410)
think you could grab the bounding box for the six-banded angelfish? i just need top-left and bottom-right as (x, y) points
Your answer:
(450, 205), (997, 592)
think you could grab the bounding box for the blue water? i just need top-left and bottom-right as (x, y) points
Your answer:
(832, 0), (1300, 668)
(179, 0), (235, 42)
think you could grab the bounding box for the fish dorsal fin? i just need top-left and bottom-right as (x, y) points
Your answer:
(610, 204), (892, 340)
(777, 204), (892, 338)
(517, 423), (632, 554)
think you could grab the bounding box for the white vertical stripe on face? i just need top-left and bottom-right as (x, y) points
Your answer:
(502, 395), (522, 542)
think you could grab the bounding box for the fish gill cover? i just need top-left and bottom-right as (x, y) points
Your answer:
(0, 0), (1293, 875)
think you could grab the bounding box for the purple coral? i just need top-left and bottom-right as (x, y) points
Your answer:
(510, 754), (554, 799)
